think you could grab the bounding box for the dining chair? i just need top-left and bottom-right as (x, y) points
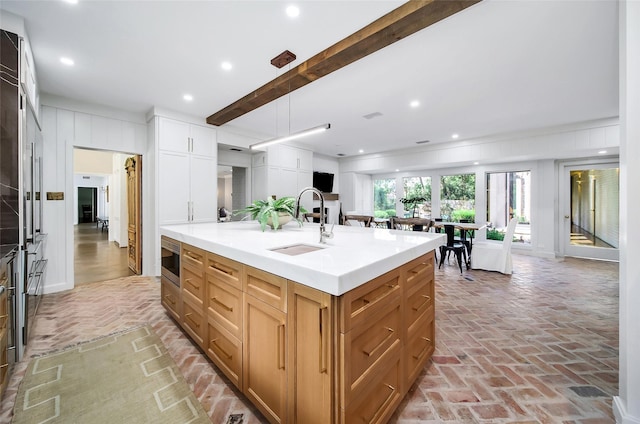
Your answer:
(471, 218), (518, 274)
(438, 224), (468, 273)
(342, 214), (373, 227)
(455, 219), (473, 253)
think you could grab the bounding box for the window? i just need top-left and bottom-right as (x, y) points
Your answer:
(486, 171), (530, 244)
(440, 173), (475, 221)
(373, 178), (397, 218)
(402, 177), (431, 218)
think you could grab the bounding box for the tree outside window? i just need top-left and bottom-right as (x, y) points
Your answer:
(401, 177), (431, 218)
(373, 178), (397, 219)
(440, 174), (475, 221)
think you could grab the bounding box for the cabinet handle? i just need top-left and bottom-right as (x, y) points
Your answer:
(164, 295), (176, 305)
(210, 262), (233, 276)
(211, 297), (233, 312)
(362, 327), (394, 357)
(210, 338), (233, 360)
(278, 323), (285, 370)
(361, 383), (397, 423)
(185, 251), (201, 262)
(319, 306), (328, 374)
(185, 313), (200, 329)
(412, 295), (431, 312)
(185, 278), (199, 289)
(421, 336), (432, 343)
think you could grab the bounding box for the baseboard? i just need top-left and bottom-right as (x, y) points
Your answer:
(42, 281), (74, 294)
(613, 397), (640, 424)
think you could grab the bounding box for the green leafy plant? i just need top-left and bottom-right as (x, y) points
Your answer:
(451, 209), (475, 222)
(234, 197), (307, 231)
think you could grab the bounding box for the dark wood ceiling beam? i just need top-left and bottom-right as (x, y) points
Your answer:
(207, 0), (481, 126)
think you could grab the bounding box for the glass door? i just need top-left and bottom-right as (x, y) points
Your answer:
(561, 162), (619, 261)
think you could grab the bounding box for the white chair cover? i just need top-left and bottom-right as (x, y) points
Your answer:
(471, 218), (518, 274)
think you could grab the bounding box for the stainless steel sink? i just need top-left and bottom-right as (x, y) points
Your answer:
(269, 244), (325, 256)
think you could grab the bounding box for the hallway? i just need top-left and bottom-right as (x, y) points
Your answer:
(74, 222), (133, 284)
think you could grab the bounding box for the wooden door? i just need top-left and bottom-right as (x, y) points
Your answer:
(125, 156), (142, 274)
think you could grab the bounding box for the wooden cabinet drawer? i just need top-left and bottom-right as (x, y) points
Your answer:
(206, 317), (242, 390)
(406, 312), (435, 385)
(160, 277), (181, 322)
(341, 298), (401, 403)
(182, 297), (205, 348)
(343, 352), (402, 424)
(182, 265), (205, 305)
(206, 274), (242, 339)
(182, 244), (206, 270)
(206, 253), (242, 290)
(404, 252), (434, 286)
(339, 268), (401, 333)
(405, 278), (434, 333)
(244, 266), (287, 312)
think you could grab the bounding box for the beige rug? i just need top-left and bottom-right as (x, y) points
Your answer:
(12, 325), (210, 424)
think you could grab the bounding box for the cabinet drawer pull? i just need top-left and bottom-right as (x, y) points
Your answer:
(185, 251), (201, 262)
(185, 278), (199, 289)
(210, 338), (233, 360)
(421, 336), (432, 343)
(211, 297), (233, 312)
(319, 306), (328, 374)
(412, 295), (431, 312)
(362, 327), (395, 357)
(164, 295), (176, 305)
(278, 324), (285, 370)
(185, 313), (200, 328)
(210, 262), (233, 276)
(362, 382), (397, 423)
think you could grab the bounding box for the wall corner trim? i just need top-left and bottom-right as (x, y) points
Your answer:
(613, 396), (640, 424)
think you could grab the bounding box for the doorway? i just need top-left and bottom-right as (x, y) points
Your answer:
(78, 187), (97, 223)
(561, 162), (619, 260)
(73, 149), (142, 283)
(217, 165), (248, 221)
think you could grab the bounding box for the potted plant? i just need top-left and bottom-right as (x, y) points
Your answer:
(234, 196), (307, 231)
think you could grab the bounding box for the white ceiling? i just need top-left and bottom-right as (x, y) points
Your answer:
(1, 0), (619, 158)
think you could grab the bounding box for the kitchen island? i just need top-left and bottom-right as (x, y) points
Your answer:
(160, 221), (444, 424)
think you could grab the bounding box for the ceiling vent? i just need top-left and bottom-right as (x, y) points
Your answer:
(415, 140), (431, 144)
(337, 153), (346, 157)
(229, 148), (242, 151)
(362, 112), (383, 120)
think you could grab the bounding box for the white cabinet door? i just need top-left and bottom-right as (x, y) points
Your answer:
(297, 149), (313, 171)
(252, 166), (267, 203)
(268, 167), (297, 199)
(159, 151), (190, 224)
(269, 145), (298, 168)
(159, 118), (189, 153)
(190, 155), (217, 222)
(190, 124), (216, 157)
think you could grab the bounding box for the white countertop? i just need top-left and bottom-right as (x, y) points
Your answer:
(161, 221), (445, 296)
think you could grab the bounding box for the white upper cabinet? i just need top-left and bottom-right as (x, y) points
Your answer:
(267, 145), (312, 170)
(159, 117), (216, 157)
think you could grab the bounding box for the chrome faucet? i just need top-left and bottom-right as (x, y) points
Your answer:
(295, 187), (334, 244)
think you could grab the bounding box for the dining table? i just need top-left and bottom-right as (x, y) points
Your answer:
(431, 221), (487, 266)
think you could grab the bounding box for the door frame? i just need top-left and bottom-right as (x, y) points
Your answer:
(559, 159), (619, 261)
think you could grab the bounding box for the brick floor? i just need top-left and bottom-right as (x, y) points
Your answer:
(0, 254), (618, 423)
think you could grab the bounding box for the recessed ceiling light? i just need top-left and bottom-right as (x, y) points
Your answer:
(395, 169), (400, 172)
(63, 0), (78, 4)
(410, 100), (420, 108)
(451, 133), (459, 139)
(598, 150), (607, 154)
(183, 94), (193, 101)
(474, 161), (479, 165)
(221, 61), (233, 71)
(358, 149), (364, 153)
(60, 57), (74, 66)
(286, 5), (300, 18)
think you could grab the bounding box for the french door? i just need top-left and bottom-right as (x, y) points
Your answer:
(560, 161), (619, 261)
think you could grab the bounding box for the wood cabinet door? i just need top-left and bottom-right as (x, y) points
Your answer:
(287, 282), (333, 424)
(244, 295), (287, 424)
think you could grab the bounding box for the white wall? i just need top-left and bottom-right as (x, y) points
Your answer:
(614, 1), (640, 422)
(40, 100), (149, 294)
